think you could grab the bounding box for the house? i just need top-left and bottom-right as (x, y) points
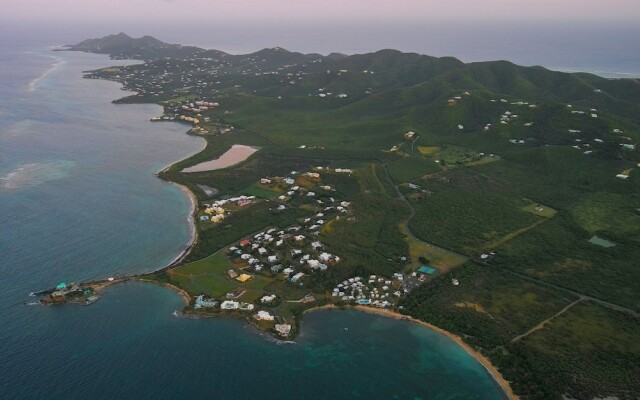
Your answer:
(236, 273), (252, 283)
(254, 310), (275, 321)
(267, 255), (278, 263)
(291, 272), (305, 282)
(260, 178), (272, 184)
(227, 270), (239, 279)
(260, 294), (277, 303)
(275, 324), (292, 336)
(220, 300), (239, 310)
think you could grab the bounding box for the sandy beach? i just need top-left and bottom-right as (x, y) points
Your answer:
(132, 278), (191, 305)
(181, 144), (259, 173)
(306, 304), (518, 400)
(165, 182), (199, 267)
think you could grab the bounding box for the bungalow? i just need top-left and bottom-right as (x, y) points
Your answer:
(311, 241), (323, 250)
(220, 300), (239, 310)
(227, 270), (239, 279)
(267, 255), (278, 263)
(260, 294), (277, 303)
(254, 310), (275, 321)
(275, 324), (292, 336)
(291, 272), (305, 282)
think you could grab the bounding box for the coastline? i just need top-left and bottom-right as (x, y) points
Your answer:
(131, 278), (191, 305)
(305, 304), (518, 400)
(164, 181), (199, 268)
(89, 277), (191, 306)
(56, 49), (515, 398)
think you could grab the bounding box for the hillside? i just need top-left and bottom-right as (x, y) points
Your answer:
(69, 34), (640, 400)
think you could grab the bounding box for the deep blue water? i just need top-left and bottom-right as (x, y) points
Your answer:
(0, 44), (507, 399)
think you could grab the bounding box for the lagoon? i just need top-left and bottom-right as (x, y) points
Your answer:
(182, 144), (259, 172)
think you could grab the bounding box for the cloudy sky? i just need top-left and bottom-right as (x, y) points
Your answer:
(3, 0), (639, 23)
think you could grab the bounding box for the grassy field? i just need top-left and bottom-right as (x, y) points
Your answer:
(386, 155), (441, 183)
(241, 183), (283, 199)
(399, 223), (467, 274)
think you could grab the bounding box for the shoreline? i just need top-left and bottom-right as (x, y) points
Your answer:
(89, 277), (191, 306)
(305, 304), (518, 400)
(131, 278), (191, 305)
(163, 181), (199, 268)
(55, 50), (517, 399)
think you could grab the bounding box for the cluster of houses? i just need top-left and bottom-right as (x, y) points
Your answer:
(213, 170), (354, 279)
(227, 223), (343, 282)
(315, 88), (349, 98)
(199, 196), (255, 223)
(331, 272), (418, 308)
(446, 91), (471, 105)
(192, 293), (293, 337)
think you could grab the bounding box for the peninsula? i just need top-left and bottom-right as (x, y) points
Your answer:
(42, 33), (640, 400)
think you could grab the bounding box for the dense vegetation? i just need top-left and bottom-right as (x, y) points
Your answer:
(75, 34), (640, 399)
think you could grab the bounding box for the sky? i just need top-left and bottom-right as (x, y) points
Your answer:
(1, 0), (638, 77)
(2, 0), (639, 24)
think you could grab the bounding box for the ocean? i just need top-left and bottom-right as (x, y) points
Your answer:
(0, 41), (508, 399)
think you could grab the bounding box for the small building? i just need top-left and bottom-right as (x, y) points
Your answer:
(254, 310), (275, 321)
(291, 272), (305, 282)
(275, 324), (292, 336)
(236, 274), (252, 283)
(220, 300), (239, 310)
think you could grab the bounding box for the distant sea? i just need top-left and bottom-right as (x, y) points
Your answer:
(0, 40), (508, 398)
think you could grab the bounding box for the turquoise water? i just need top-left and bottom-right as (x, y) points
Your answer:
(0, 46), (506, 399)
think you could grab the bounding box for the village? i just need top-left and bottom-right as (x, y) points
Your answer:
(173, 167), (438, 338)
